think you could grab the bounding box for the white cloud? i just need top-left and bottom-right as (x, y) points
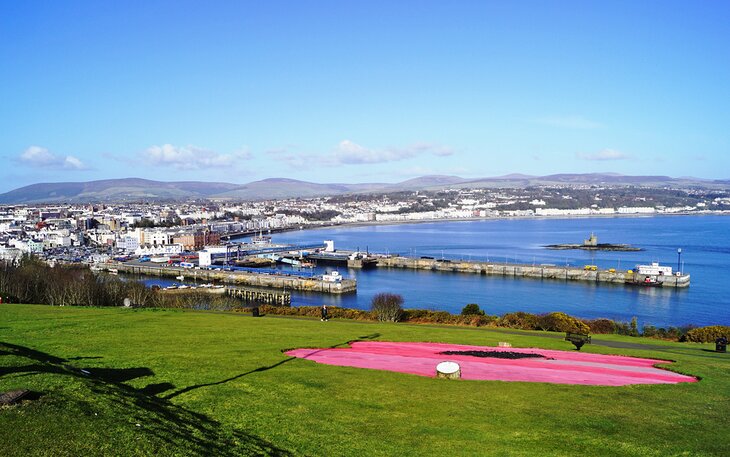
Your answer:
(577, 149), (629, 161)
(536, 116), (604, 129)
(18, 146), (88, 170)
(142, 144), (251, 169)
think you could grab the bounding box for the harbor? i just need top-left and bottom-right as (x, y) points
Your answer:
(93, 215), (724, 328)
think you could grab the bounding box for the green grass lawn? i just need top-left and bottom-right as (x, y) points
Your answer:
(1, 304), (729, 456)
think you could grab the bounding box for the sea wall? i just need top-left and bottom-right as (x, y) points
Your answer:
(376, 256), (690, 288)
(114, 263), (357, 294)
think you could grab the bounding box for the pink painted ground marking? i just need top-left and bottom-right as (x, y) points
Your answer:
(285, 341), (697, 386)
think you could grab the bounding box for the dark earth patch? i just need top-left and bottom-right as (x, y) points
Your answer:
(440, 350), (548, 359)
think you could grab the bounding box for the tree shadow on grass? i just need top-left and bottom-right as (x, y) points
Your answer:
(0, 341), (294, 456)
(164, 332), (383, 401)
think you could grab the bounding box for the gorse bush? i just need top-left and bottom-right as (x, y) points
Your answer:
(497, 312), (539, 330)
(684, 326), (730, 343)
(536, 312), (590, 334)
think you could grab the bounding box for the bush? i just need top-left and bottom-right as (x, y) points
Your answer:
(468, 314), (497, 327)
(629, 317), (639, 337)
(642, 325), (659, 338)
(583, 318), (617, 334)
(684, 325), (730, 343)
(371, 293), (404, 322)
(400, 309), (497, 327)
(537, 312), (591, 334)
(461, 303), (484, 316)
(251, 305), (372, 320)
(496, 312), (539, 330)
(641, 325), (687, 341)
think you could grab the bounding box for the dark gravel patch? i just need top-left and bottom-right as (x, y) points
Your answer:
(440, 350), (548, 359)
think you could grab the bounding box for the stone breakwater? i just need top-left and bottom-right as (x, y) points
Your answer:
(376, 256), (690, 288)
(113, 263), (357, 294)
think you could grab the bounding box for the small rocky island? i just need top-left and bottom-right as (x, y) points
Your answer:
(545, 233), (643, 251)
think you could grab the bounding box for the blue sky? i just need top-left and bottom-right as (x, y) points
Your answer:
(1, 1), (729, 191)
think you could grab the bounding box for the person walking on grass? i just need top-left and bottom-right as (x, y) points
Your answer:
(321, 304), (329, 321)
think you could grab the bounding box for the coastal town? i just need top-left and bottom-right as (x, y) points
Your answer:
(1, 184), (728, 265)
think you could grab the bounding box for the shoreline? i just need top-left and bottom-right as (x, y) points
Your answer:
(233, 210), (729, 239)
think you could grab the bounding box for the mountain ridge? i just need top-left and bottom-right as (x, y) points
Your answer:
(0, 174), (727, 204)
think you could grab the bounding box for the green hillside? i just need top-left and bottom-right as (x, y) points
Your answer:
(1, 304), (728, 456)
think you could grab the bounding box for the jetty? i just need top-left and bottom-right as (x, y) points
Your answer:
(376, 256), (690, 288)
(113, 263), (356, 294)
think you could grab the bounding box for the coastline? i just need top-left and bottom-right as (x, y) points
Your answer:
(235, 210), (729, 239)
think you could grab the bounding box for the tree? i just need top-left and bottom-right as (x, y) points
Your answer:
(461, 303), (484, 316)
(371, 293), (403, 322)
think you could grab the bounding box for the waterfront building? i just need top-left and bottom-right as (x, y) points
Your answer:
(135, 243), (183, 256)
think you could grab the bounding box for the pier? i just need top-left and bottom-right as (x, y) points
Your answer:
(376, 256), (690, 288)
(113, 263), (357, 294)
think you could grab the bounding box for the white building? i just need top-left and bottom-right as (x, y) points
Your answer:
(198, 246), (230, 267)
(618, 207), (656, 214)
(147, 230), (172, 246)
(637, 262), (673, 276)
(535, 208), (592, 216)
(117, 235), (140, 253)
(135, 243), (183, 256)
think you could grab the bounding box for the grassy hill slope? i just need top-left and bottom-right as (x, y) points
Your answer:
(1, 304), (728, 456)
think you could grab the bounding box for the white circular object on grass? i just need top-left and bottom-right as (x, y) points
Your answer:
(436, 361), (461, 379)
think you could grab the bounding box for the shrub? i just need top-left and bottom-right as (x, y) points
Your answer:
(252, 305), (373, 320)
(400, 309), (497, 327)
(497, 312), (539, 330)
(641, 325), (688, 341)
(684, 325), (730, 343)
(583, 318), (617, 334)
(371, 293), (404, 322)
(613, 320), (633, 336)
(642, 325), (658, 338)
(461, 303), (484, 316)
(537, 312), (591, 334)
(468, 314), (497, 327)
(629, 317), (639, 337)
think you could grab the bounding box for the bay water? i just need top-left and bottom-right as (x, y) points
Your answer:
(258, 215), (730, 328)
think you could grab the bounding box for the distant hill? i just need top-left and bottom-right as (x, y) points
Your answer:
(384, 175), (468, 190)
(0, 173), (727, 204)
(213, 178), (387, 200)
(0, 178), (240, 204)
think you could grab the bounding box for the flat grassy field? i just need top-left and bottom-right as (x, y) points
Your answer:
(1, 304), (728, 456)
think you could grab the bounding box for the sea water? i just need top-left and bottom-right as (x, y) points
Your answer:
(258, 215), (730, 328)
